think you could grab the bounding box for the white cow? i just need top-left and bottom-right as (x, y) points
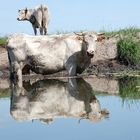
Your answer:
(10, 78), (109, 123)
(7, 32), (105, 87)
(17, 4), (50, 35)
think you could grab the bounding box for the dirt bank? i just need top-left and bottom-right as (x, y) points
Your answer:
(0, 47), (8, 70)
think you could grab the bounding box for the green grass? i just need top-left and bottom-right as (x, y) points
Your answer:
(117, 38), (140, 65)
(0, 36), (7, 46)
(104, 27), (140, 37)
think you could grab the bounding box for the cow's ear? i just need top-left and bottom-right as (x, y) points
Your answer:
(76, 36), (83, 41)
(44, 7), (48, 11)
(25, 8), (28, 14)
(18, 9), (21, 12)
(75, 32), (84, 41)
(97, 32), (105, 36)
(97, 33), (106, 42)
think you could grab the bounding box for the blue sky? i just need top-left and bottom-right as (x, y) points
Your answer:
(0, 0), (140, 35)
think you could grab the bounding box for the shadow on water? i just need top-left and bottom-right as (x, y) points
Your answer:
(10, 78), (109, 124)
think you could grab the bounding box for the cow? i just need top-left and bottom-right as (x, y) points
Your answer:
(10, 78), (109, 123)
(7, 31), (105, 87)
(17, 4), (50, 35)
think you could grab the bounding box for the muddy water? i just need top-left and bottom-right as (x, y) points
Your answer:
(0, 77), (140, 140)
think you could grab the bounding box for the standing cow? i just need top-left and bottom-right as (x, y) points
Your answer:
(17, 4), (50, 35)
(7, 31), (105, 87)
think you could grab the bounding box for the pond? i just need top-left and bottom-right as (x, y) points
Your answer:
(0, 76), (140, 140)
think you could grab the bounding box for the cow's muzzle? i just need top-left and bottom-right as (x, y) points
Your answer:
(87, 51), (94, 58)
(17, 18), (24, 21)
(17, 18), (20, 21)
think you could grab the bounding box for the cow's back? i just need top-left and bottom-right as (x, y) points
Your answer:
(7, 34), (25, 49)
(34, 4), (49, 27)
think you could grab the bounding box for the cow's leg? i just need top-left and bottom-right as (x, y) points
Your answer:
(44, 27), (47, 35)
(13, 62), (23, 87)
(17, 68), (22, 87)
(39, 27), (43, 35)
(67, 78), (77, 96)
(32, 25), (37, 35)
(7, 51), (14, 80)
(66, 63), (77, 77)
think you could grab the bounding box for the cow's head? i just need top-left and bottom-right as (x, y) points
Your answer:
(17, 8), (30, 21)
(83, 32), (105, 58)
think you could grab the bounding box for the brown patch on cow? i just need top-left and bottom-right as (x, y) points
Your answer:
(76, 36), (83, 41)
(97, 35), (106, 42)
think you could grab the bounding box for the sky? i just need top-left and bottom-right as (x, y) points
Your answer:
(0, 0), (140, 36)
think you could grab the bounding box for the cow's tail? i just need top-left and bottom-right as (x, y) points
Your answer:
(7, 49), (13, 79)
(40, 4), (48, 27)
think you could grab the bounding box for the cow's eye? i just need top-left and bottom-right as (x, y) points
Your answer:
(84, 41), (88, 45)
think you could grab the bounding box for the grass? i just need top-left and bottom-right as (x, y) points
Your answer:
(0, 36), (7, 46)
(104, 27), (140, 37)
(117, 38), (140, 65)
(112, 70), (140, 77)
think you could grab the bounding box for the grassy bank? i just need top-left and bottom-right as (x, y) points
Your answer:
(105, 27), (140, 66)
(105, 27), (140, 37)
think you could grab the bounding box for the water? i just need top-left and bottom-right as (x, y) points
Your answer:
(0, 77), (140, 140)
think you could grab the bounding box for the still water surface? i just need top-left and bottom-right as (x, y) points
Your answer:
(0, 77), (140, 140)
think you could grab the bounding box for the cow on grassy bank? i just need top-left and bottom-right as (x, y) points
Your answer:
(7, 31), (105, 87)
(17, 4), (50, 35)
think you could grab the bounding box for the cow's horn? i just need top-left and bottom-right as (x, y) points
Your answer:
(74, 32), (83, 36)
(97, 32), (105, 36)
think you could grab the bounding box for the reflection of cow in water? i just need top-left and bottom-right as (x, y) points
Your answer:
(10, 78), (109, 123)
